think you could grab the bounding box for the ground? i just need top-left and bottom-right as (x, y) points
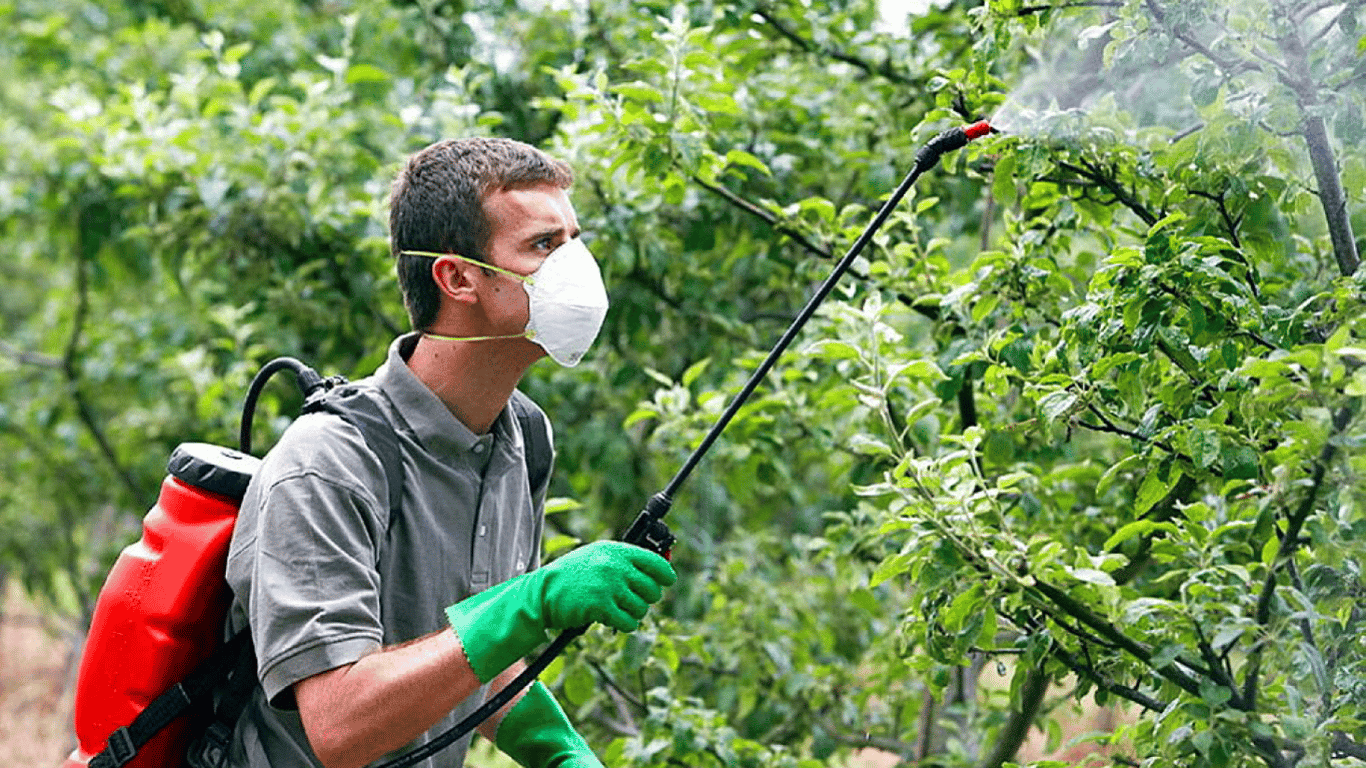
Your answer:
(2, 584), (78, 766)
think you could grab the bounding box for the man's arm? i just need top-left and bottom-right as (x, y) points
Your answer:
(294, 627), (481, 768)
(292, 541), (673, 768)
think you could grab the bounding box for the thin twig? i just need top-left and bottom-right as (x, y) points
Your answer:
(65, 207), (143, 502)
(751, 5), (915, 85)
(0, 341), (62, 368)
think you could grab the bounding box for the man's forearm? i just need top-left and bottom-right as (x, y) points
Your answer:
(294, 628), (484, 768)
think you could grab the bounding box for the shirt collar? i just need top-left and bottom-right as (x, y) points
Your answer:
(375, 333), (516, 457)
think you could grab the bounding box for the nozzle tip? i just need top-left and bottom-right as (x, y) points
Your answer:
(964, 120), (994, 140)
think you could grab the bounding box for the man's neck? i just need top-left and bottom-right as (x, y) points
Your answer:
(405, 334), (540, 435)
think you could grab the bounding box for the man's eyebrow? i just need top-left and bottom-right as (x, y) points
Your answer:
(524, 225), (581, 244)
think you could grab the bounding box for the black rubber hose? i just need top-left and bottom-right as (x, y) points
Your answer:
(239, 357), (324, 454)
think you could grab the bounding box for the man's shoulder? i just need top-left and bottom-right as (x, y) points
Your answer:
(248, 401), (387, 500)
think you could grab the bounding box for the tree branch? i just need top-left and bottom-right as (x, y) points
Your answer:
(1015, 0), (1123, 13)
(751, 5), (916, 86)
(690, 173), (940, 320)
(975, 662), (1049, 768)
(65, 205), (143, 503)
(1143, 0), (1268, 78)
(691, 173), (833, 259)
(1188, 188), (1245, 250)
(1278, 3), (1359, 276)
(1053, 160), (1159, 226)
(1027, 579), (1206, 697)
(1243, 404), (1356, 710)
(1333, 733), (1366, 761)
(1043, 639), (1169, 713)
(1078, 403), (1181, 458)
(0, 340), (62, 368)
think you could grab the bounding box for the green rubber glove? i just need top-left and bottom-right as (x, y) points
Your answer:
(495, 681), (603, 768)
(446, 540), (676, 683)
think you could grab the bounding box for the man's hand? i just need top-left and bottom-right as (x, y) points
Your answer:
(495, 681), (605, 768)
(537, 540), (675, 632)
(446, 540), (676, 683)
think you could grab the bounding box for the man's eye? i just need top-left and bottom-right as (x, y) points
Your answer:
(534, 237), (556, 250)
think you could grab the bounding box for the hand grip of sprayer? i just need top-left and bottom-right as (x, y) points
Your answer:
(621, 492), (676, 559)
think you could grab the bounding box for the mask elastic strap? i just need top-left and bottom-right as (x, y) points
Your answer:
(401, 250), (536, 286)
(423, 330), (537, 343)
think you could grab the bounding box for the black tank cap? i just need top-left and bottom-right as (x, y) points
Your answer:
(167, 442), (263, 501)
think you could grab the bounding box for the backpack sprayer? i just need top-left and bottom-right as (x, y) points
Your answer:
(62, 120), (992, 768)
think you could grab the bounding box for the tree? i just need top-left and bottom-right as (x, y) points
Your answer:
(1, 0), (1362, 766)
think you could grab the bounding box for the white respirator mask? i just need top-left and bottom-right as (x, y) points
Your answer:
(404, 238), (609, 367)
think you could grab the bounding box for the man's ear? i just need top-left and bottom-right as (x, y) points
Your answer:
(431, 255), (480, 304)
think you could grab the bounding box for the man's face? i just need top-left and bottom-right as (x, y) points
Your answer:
(476, 183), (582, 339)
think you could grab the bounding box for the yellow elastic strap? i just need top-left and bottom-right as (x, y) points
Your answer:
(423, 329), (537, 343)
(400, 250), (535, 286)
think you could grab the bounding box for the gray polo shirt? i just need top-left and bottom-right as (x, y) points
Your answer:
(224, 333), (553, 768)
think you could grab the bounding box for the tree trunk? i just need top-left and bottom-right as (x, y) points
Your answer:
(1279, 12), (1360, 277)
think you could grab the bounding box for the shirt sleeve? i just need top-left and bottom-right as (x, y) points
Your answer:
(226, 414), (389, 707)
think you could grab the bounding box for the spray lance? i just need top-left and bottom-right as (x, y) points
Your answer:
(623, 118), (997, 552)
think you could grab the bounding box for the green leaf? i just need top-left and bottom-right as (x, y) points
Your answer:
(725, 149), (771, 177)
(693, 91), (741, 115)
(850, 587), (880, 614)
(808, 340), (862, 361)
(345, 64), (390, 84)
(681, 357), (711, 388)
(888, 359), (947, 385)
(1221, 444), (1259, 480)
(972, 293), (1001, 323)
(1038, 390), (1079, 422)
(848, 434), (893, 457)
(870, 552), (912, 587)
(544, 497), (584, 515)
(544, 534), (579, 557)
(563, 663), (596, 706)
(612, 80), (663, 102)
(655, 634), (680, 673)
(1261, 536), (1279, 565)
(1104, 519), (1157, 550)
(1189, 427), (1221, 469)
(992, 153), (1017, 208)
(1135, 468), (1180, 515)
(1068, 567), (1115, 586)
(942, 583), (984, 631)
(1097, 454), (1143, 496)
(623, 407), (658, 428)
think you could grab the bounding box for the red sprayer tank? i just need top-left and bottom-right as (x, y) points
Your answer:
(62, 443), (259, 768)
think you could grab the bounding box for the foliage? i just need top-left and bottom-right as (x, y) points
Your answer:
(1, 0), (1362, 766)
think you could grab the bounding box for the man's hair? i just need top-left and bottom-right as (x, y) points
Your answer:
(389, 137), (573, 331)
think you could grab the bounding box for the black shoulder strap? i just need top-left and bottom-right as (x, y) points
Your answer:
(88, 632), (253, 768)
(509, 391), (553, 495)
(303, 384), (405, 525)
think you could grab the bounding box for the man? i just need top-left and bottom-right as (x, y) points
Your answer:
(224, 137), (675, 768)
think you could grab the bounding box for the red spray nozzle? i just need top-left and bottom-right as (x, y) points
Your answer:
(916, 120), (996, 170)
(964, 120), (994, 140)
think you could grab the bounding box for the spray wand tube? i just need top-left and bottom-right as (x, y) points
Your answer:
(622, 118), (994, 550)
(376, 120), (993, 768)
